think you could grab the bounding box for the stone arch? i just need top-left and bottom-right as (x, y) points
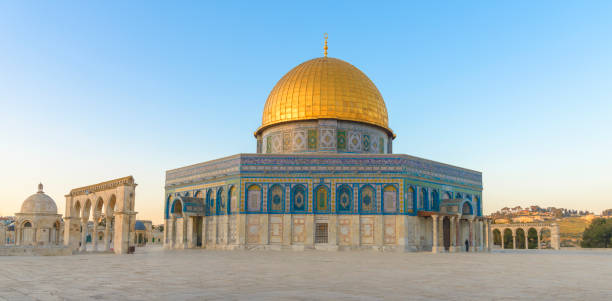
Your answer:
(382, 185), (398, 213)
(246, 184), (262, 212)
(206, 189), (214, 215)
(314, 185), (330, 213)
(492, 228), (502, 247)
(73, 200), (82, 219)
(94, 197), (104, 218)
(82, 199), (92, 219)
(431, 190), (440, 211)
(527, 227), (539, 249)
(515, 228), (527, 249)
(291, 184), (307, 212)
(336, 184), (352, 213)
(170, 198), (184, 217)
(359, 184), (376, 213)
(540, 227), (552, 249)
(503, 228), (514, 249)
(227, 185), (236, 214)
(406, 186), (415, 211)
(418, 187), (428, 209)
(268, 184), (284, 212)
(461, 201), (473, 215)
(216, 187), (226, 214)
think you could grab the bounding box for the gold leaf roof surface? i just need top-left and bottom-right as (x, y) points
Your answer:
(256, 57), (394, 137)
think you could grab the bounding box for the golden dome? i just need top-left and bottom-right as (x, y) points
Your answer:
(256, 57), (394, 137)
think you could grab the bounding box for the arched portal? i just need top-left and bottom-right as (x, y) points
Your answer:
(540, 228), (552, 249)
(443, 217), (451, 251)
(493, 229), (502, 247)
(515, 228), (527, 249)
(527, 228), (539, 249)
(503, 229), (514, 249)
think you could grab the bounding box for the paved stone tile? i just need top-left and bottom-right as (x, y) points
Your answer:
(0, 247), (611, 300)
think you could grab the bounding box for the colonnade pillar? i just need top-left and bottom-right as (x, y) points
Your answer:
(486, 220), (492, 252)
(537, 229), (541, 249)
(80, 218), (88, 252)
(469, 219), (475, 252)
(432, 215), (439, 253)
(104, 216), (112, 251)
(450, 216), (457, 252)
(523, 230), (527, 249)
(92, 219), (98, 251)
(512, 231), (516, 250)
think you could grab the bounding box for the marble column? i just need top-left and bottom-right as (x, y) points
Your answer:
(537, 229), (541, 249)
(468, 219), (474, 252)
(512, 231), (516, 250)
(80, 218), (88, 252)
(92, 219), (98, 251)
(523, 229), (528, 249)
(450, 216), (457, 252)
(486, 220), (492, 252)
(432, 215), (439, 253)
(103, 217), (111, 251)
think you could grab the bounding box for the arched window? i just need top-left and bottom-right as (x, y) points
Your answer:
(475, 196), (481, 216)
(336, 185), (352, 213)
(216, 188), (226, 214)
(419, 188), (428, 209)
(246, 185), (262, 212)
(23, 221), (32, 228)
(291, 184), (307, 212)
(383, 185), (397, 213)
(227, 186), (236, 214)
(462, 202), (473, 215)
(314, 185), (329, 212)
(359, 185), (375, 213)
(171, 199), (183, 216)
(268, 184), (284, 212)
(432, 190), (439, 211)
(206, 190), (214, 215)
(406, 187), (415, 211)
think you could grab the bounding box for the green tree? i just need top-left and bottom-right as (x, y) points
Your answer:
(581, 218), (612, 248)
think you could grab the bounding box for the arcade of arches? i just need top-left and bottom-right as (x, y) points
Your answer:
(64, 176), (138, 254)
(490, 223), (560, 250)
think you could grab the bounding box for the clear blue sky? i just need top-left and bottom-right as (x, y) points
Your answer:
(1, 1), (611, 223)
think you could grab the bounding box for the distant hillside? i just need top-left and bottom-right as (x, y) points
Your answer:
(558, 217), (591, 247)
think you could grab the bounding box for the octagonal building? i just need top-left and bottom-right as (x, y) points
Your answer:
(164, 50), (489, 253)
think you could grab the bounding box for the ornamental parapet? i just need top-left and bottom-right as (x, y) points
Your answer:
(68, 176), (135, 197)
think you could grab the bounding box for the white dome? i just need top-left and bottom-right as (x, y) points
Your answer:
(20, 183), (58, 214)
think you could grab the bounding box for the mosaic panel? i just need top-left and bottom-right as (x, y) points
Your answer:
(292, 185), (306, 211)
(293, 130), (307, 151)
(319, 128), (336, 148)
(283, 131), (291, 152)
(337, 130), (346, 151)
(315, 186), (329, 212)
(247, 185), (261, 212)
(266, 136), (272, 154)
(383, 185), (397, 213)
(337, 185), (352, 212)
(348, 131), (361, 152)
(379, 137), (384, 154)
(362, 134), (370, 152)
(269, 185), (283, 212)
(307, 129), (317, 150)
(360, 185), (375, 212)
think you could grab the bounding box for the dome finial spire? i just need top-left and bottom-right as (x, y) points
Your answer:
(323, 33), (328, 57)
(38, 183), (43, 193)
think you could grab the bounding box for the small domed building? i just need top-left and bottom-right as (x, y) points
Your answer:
(163, 41), (490, 252)
(15, 183), (63, 246)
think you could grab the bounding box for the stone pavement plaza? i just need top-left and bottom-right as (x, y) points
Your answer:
(1, 247), (611, 300)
